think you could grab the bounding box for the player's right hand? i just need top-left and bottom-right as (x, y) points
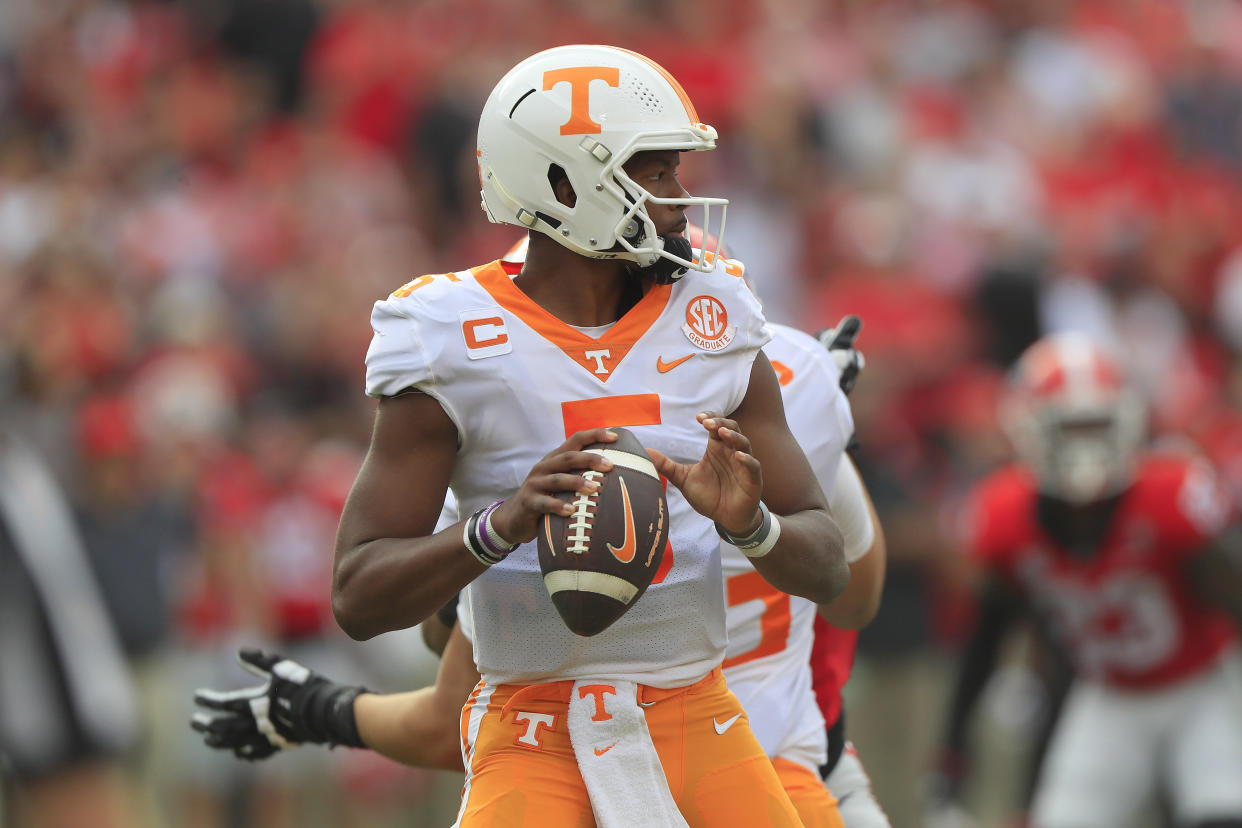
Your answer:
(490, 428), (618, 544)
(190, 648), (367, 761)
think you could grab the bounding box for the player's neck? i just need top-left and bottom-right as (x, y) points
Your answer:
(1037, 491), (1125, 555)
(515, 236), (644, 327)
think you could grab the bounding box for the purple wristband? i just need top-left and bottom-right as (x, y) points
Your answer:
(478, 500), (516, 559)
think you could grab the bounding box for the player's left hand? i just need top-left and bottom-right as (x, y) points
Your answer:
(815, 315), (865, 395)
(646, 412), (762, 537)
(190, 648), (368, 761)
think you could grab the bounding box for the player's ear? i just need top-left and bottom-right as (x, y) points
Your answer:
(549, 164), (576, 208)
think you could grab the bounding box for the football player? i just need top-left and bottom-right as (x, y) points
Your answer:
(192, 305), (888, 827)
(326, 44), (849, 826)
(928, 332), (1242, 828)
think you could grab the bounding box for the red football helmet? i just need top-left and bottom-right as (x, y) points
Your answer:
(1001, 332), (1147, 504)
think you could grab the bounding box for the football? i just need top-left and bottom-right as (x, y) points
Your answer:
(537, 427), (670, 637)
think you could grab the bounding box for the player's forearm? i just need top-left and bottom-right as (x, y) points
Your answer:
(332, 528), (486, 641)
(748, 507), (849, 604)
(354, 689), (463, 771)
(818, 537), (885, 630)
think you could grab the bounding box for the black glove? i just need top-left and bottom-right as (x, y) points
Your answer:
(190, 648), (369, 761)
(815, 315), (866, 395)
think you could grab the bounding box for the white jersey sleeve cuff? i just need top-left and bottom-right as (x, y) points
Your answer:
(830, 457), (875, 564)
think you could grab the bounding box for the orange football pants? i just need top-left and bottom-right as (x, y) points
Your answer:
(772, 757), (844, 828)
(456, 668), (812, 827)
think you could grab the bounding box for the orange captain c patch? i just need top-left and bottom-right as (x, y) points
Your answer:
(460, 310), (512, 359)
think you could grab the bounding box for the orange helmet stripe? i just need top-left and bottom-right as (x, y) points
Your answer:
(607, 46), (700, 123)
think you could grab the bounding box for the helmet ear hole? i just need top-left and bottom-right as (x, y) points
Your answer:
(547, 164), (575, 208)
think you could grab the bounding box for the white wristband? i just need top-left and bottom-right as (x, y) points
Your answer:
(715, 502), (782, 559)
(741, 513), (781, 558)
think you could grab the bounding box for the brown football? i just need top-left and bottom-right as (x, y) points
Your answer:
(537, 427), (669, 637)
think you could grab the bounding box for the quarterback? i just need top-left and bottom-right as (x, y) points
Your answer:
(326, 44), (847, 826)
(193, 230), (890, 826)
(192, 313), (885, 827)
(194, 220), (889, 825)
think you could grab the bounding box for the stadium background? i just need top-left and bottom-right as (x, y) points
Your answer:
(2, 0), (1241, 825)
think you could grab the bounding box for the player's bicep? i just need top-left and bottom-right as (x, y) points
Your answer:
(336, 391), (458, 552)
(731, 352), (828, 516)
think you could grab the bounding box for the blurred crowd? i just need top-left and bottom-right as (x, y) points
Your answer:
(2, 0), (1241, 825)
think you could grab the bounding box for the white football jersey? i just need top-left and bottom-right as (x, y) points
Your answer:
(720, 323), (858, 771)
(366, 257), (770, 688)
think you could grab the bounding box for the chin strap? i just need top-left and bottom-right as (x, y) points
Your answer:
(642, 235), (693, 284)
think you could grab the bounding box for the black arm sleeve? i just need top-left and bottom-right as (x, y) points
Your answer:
(1184, 529), (1242, 631)
(1020, 622), (1074, 808)
(942, 574), (1026, 757)
(435, 593), (461, 629)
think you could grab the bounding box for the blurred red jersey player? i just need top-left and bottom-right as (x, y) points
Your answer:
(935, 331), (1242, 828)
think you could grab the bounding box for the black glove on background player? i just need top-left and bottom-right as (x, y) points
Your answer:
(190, 648), (368, 761)
(816, 314), (866, 396)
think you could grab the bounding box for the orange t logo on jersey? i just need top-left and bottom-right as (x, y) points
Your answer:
(543, 67), (620, 135)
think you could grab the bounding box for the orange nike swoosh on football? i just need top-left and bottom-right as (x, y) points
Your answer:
(656, 353), (694, 373)
(608, 479), (637, 564)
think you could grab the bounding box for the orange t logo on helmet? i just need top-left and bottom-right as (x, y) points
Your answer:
(543, 67), (620, 135)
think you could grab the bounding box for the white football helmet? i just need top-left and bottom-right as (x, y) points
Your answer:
(477, 45), (726, 275)
(1001, 332), (1147, 504)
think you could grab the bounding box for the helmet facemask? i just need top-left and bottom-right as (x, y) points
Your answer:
(603, 136), (727, 278)
(1023, 404), (1144, 504)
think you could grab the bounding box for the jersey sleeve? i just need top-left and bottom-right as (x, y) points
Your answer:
(830, 457), (875, 563)
(714, 257), (773, 416)
(765, 324), (853, 497)
(799, 337), (854, 492)
(364, 296), (437, 398)
(728, 257), (773, 351)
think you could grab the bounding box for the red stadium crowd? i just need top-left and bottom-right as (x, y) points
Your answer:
(2, 1), (1242, 826)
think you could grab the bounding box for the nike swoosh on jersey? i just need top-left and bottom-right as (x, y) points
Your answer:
(594, 743), (616, 756)
(656, 353), (695, 373)
(713, 713), (742, 735)
(607, 478), (637, 563)
(638, 700), (658, 707)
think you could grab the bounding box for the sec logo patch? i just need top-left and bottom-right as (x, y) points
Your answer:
(681, 295), (736, 352)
